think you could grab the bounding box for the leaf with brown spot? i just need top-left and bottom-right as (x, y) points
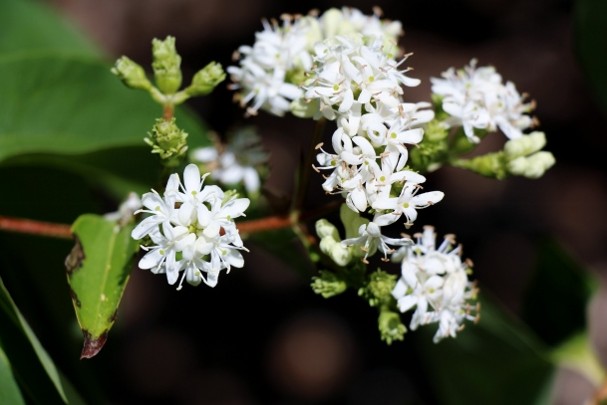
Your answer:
(66, 214), (139, 359)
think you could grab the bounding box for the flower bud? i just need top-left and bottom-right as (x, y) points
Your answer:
(504, 131), (546, 159)
(111, 56), (152, 91)
(144, 117), (188, 164)
(508, 151), (555, 179)
(359, 269), (397, 307)
(320, 238), (353, 266)
(315, 219), (339, 240)
(378, 310), (406, 345)
(185, 62), (226, 97)
(311, 270), (347, 298)
(152, 36), (183, 94)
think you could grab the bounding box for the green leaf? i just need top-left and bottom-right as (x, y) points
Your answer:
(574, 0), (607, 116)
(66, 214), (139, 359)
(0, 54), (209, 163)
(0, 345), (26, 405)
(0, 276), (85, 404)
(0, 0), (99, 58)
(417, 296), (556, 405)
(521, 238), (596, 347)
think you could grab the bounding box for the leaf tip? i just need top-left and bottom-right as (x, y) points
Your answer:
(80, 330), (108, 359)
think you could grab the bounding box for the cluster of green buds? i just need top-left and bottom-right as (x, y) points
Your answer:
(311, 205), (407, 344)
(452, 132), (555, 179)
(112, 36), (225, 109)
(144, 117), (188, 166)
(112, 36), (226, 166)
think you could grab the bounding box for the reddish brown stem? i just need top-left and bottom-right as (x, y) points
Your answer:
(0, 200), (341, 240)
(163, 105), (174, 120)
(0, 215), (72, 239)
(237, 215), (291, 233)
(0, 214), (294, 240)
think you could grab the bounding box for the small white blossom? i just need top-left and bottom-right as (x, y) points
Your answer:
(131, 164), (250, 290)
(391, 226), (479, 342)
(431, 59), (535, 142)
(372, 183), (445, 228)
(342, 221), (410, 262)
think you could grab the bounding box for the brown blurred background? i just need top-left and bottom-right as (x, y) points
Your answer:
(44, 0), (607, 403)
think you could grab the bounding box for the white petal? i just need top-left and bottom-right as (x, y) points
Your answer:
(131, 216), (161, 240)
(138, 249), (164, 270)
(183, 164), (202, 193)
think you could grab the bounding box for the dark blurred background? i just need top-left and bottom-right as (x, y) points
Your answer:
(29, 0), (607, 403)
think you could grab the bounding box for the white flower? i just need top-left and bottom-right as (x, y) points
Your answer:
(132, 164), (250, 290)
(391, 226), (479, 342)
(342, 221), (410, 262)
(372, 182), (445, 228)
(431, 59), (535, 142)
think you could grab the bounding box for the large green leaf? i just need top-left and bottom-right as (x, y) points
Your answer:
(417, 296), (556, 405)
(0, 345), (26, 405)
(66, 214), (139, 359)
(0, 276), (85, 404)
(574, 0), (607, 116)
(0, 0), (99, 58)
(0, 54), (209, 163)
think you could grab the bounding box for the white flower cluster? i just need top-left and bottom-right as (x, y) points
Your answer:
(131, 164), (250, 290)
(306, 35), (442, 234)
(431, 59), (536, 142)
(298, 13), (447, 254)
(391, 226), (478, 342)
(230, 7), (444, 258)
(228, 7), (402, 117)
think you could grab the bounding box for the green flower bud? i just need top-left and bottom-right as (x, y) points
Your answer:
(145, 117), (188, 164)
(111, 56), (152, 91)
(453, 152), (508, 180)
(508, 151), (555, 179)
(185, 61), (226, 97)
(315, 219), (339, 240)
(358, 269), (397, 307)
(311, 270), (347, 298)
(378, 310), (406, 345)
(152, 36), (182, 94)
(319, 237), (353, 267)
(504, 131), (546, 159)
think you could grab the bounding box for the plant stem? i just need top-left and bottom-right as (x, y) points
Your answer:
(163, 104), (174, 120)
(0, 200), (342, 240)
(0, 215), (72, 239)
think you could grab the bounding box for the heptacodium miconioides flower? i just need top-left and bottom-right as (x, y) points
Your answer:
(391, 225), (479, 342)
(131, 164), (250, 290)
(430, 59), (536, 142)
